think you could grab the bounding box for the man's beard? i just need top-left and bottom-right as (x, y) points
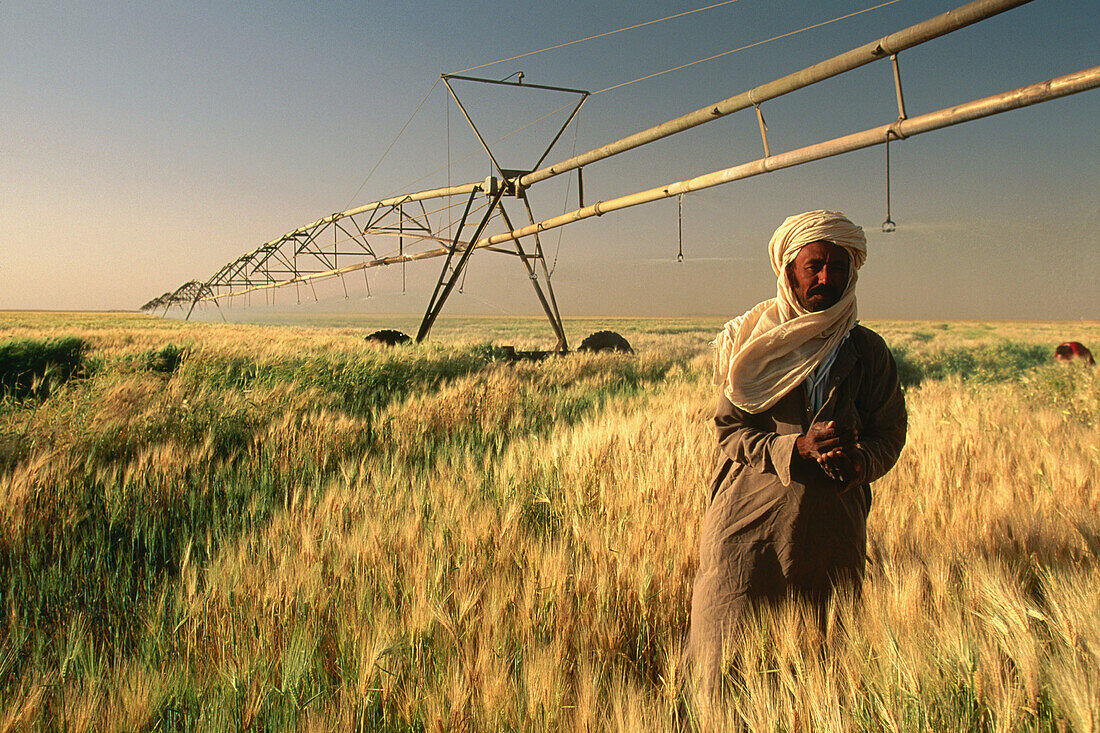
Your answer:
(807, 286), (840, 311)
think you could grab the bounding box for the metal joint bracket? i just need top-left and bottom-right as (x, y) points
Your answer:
(500, 169), (531, 197)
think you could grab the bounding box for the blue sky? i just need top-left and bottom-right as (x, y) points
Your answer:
(1, 0), (1097, 320)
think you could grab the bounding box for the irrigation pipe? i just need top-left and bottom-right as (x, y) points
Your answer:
(201, 65), (1099, 302)
(519, 0), (1033, 188)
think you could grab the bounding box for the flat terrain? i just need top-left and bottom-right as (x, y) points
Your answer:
(1, 312), (1097, 730)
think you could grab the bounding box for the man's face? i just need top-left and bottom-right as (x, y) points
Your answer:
(786, 240), (850, 312)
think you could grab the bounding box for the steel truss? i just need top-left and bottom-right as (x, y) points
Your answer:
(197, 196), (448, 306)
(140, 280), (214, 316)
(148, 0), (1097, 347)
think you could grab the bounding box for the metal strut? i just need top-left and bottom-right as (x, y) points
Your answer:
(416, 187), (506, 342)
(441, 73), (589, 183)
(514, 191), (568, 351)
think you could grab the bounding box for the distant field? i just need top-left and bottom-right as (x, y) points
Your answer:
(1, 312), (1097, 730)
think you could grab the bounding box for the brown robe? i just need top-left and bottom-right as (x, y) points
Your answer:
(684, 324), (907, 679)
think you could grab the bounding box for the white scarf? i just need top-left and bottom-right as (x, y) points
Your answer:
(715, 210), (867, 413)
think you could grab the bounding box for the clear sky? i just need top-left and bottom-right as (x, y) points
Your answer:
(2, 0), (1097, 321)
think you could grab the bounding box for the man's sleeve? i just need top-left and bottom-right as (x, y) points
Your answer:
(858, 334), (908, 484)
(714, 395), (800, 486)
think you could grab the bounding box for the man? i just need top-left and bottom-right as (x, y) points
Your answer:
(683, 209), (907, 682)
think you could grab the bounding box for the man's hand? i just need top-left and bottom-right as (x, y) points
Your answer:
(795, 420), (858, 462)
(818, 446), (866, 486)
(796, 420), (866, 486)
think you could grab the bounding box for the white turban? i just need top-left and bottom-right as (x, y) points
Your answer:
(714, 210), (867, 413)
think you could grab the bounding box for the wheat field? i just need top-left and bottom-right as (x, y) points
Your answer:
(1, 312), (1097, 731)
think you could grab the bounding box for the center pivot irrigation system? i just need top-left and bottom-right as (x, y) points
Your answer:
(142, 0), (1099, 351)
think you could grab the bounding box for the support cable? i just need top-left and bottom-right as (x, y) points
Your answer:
(595, 0), (902, 94)
(450, 0), (745, 75)
(549, 120), (580, 276)
(390, 101), (576, 195)
(344, 79), (440, 211)
(446, 87), (452, 239)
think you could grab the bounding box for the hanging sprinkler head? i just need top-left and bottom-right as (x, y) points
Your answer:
(882, 131), (897, 233)
(677, 193), (685, 262)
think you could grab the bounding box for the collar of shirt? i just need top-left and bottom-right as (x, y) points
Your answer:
(804, 325), (855, 413)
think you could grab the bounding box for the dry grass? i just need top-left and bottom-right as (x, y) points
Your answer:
(0, 312), (1097, 731)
